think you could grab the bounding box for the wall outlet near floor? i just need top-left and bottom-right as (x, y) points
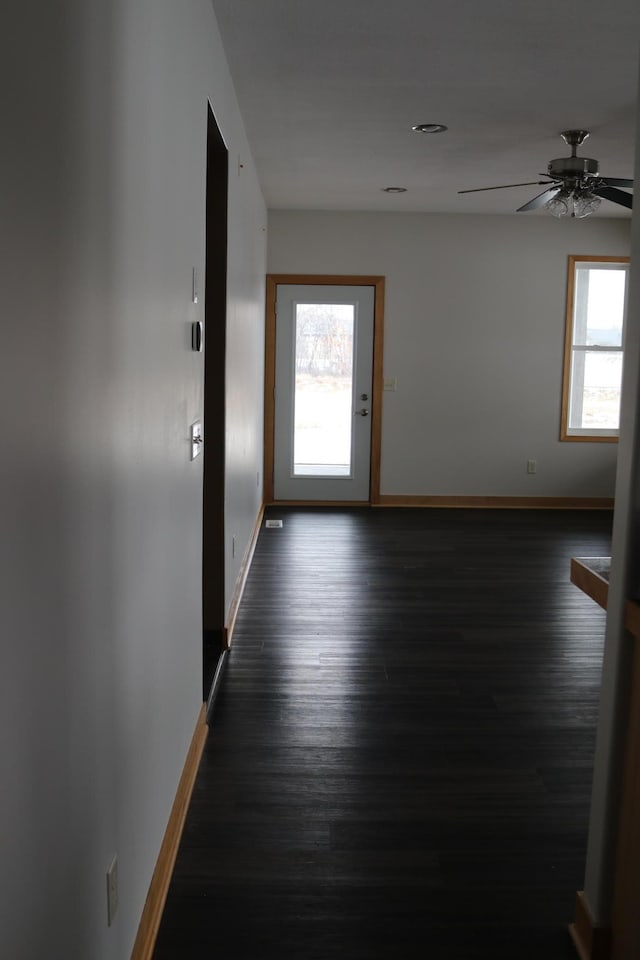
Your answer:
(106, 855), (118, 926)
(527, 459), (537, 475)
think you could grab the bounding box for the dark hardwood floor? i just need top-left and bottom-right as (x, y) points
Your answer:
(153, 507), (612, 959)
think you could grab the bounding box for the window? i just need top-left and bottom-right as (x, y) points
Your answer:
(561, 255), (630, 441)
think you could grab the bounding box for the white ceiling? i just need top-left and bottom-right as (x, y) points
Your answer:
(211, 0), (640, 217)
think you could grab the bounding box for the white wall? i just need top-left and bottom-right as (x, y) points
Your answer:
(581, 71), (640, 924)
(0, 2), (265, 958)
(268, 211), (630, 498)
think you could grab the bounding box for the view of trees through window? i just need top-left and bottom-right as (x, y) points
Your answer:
(293, 303), (354, 475)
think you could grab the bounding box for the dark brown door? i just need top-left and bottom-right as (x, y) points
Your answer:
(202, 104), (228, 700)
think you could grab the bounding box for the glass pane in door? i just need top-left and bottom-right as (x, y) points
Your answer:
(293, 303), (355, 477)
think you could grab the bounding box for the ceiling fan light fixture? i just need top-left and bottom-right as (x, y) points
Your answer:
(546, 187), (601, 219)
(573, 192), (601, 218)
(546, 191), (571, 218)
(411, 123), (448, 134)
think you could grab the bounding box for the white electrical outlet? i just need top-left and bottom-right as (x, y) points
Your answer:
(106, 855), (118, 926)
(527, 459), (537, 475)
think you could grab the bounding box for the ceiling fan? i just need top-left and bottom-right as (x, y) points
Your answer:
(459, 130), (633, 217)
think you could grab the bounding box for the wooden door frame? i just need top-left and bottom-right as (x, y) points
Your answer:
(264, 274), (385, 505)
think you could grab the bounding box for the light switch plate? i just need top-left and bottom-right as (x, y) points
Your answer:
(190, 421), (203, 460)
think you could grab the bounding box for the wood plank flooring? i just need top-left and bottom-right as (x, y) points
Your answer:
(153, 507), (612, 959)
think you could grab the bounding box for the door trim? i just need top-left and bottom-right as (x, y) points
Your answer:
(264, 274), (385, 504)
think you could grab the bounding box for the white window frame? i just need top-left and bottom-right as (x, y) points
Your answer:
(561, 255), (630, 442)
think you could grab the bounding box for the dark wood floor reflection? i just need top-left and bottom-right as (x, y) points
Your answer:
(153, 507), (612, 959)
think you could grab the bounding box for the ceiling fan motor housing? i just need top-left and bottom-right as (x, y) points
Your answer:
(548, 156), (600, 181)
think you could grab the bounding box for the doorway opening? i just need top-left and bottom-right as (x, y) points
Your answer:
(202, 104), (228, 700)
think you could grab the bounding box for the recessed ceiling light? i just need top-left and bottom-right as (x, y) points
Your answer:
(382, 186), (407, 193)
(412, 123), (448, 134)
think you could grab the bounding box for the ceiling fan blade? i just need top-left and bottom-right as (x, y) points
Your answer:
(458, 180), (554, 195)
(593, 185), (633, 209)
(517, 186), (561, 212)
(600, 177), (634, 188)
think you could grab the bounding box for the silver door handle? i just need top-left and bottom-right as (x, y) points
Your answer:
(355, 409), (369, 417)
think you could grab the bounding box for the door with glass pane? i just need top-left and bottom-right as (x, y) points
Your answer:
(273, 284), (375, 500)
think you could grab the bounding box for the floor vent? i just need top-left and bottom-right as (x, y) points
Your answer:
(265, 519), (283, 528)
